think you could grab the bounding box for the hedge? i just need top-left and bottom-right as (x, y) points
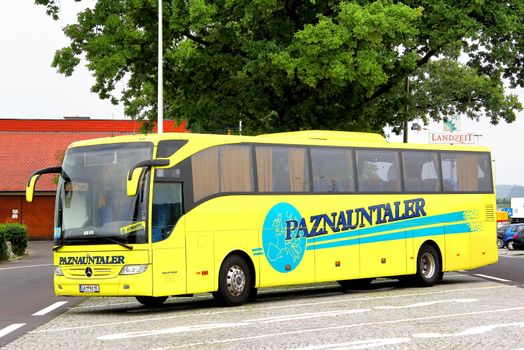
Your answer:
(0, 230), (7, 262)
(0, 223), (28, 262)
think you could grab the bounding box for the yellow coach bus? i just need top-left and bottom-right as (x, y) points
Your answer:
(26, 130), (497, 306)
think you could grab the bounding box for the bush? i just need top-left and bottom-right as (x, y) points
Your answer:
(0, 230), (8, 262)
(4, 223), (28, 256)
(0, 223), (28, 257)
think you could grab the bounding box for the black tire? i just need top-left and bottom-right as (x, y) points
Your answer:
(135, 296), (168, 307)
(507, 240), (515, 250)
(414, 244), (441, 287)
(497, 238), (504, 249)
(213, 255), (252, 306)
(337, 278), (372, 290)
(438, 271), (444, 281)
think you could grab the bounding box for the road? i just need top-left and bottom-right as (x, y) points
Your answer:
(2, 246), (524, 349)
(0, 241), (84, 348)
(469, 249), (524, 285)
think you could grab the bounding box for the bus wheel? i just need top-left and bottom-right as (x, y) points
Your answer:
(214, 255), (251, 306)
(135, 296), (168, 307)
(337, 278), (372, 290)
(415, 244), (441, 287)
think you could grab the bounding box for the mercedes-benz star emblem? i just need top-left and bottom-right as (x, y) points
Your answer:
(85, 267), (93, 277)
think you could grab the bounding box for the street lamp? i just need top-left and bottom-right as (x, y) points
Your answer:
(474, 134), (483, 145)
(157, 0), (163, 134)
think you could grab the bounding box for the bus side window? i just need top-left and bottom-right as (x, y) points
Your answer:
(256, 146), (309, 193)
(152, 182), (183, 242)
(191, 145), (253, 202)
(441, 154), (458, 191)
(440, 152), (492, 193)
(356, 150), (400, 192)
(402, 151), (441, 192)
(311, 148), (355, 192)
(477, 153), (493, 192)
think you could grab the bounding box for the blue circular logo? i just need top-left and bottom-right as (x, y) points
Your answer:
(262, 203), (306, 273)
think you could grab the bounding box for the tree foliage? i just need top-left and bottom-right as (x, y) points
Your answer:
(36, 0), (523, 134)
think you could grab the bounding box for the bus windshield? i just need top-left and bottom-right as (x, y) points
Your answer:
(54, 142), (153, 246)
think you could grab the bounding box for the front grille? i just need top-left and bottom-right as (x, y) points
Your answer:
(64, 266), (119, 279)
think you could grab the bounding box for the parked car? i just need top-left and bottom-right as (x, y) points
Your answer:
(503, 224), (524, 250)
(497, 225), (509, 249)
(510, 229), (524, 250)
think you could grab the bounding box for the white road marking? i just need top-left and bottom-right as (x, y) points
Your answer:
(474, 274), (511, 282)
(443, 273), (465, 278)
(99, 305), (524, 343)
(32, 284), (508, 334)
(247, 309), (370, 323)
(97, 323), (247, 340)
(290, 338), (411, 350)
(32, 301), (68, 316)
(0, 324), (25, 338)
(413, 321), (524, 338)
(373, 298), (477, 310)
(0, 264), (52, 271)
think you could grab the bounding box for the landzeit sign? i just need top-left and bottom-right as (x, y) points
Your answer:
(429, 132), (476, 144)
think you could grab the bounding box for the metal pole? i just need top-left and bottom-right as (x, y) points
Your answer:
(403, 76), (409, 143)
(157, 0), (163, 134)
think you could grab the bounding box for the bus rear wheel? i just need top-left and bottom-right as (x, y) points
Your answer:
(415, 244), (441, 287)
(135, 296), (168, 307)
(213, 255), (252, 306)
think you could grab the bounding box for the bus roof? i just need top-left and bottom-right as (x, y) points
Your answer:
(67, 130), (491, 153)
(256, 130), (386, 143)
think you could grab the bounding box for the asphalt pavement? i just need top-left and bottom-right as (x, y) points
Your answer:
(0, 240), (84, 347)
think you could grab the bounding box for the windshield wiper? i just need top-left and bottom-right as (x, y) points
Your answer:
(53, 243), (64, 251)
(52, 235), (133, 250)
(99, 237), (134, 250)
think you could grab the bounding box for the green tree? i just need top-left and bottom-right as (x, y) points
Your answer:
(35, 0), (523, 134)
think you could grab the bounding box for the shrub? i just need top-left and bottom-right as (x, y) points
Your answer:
(4, 223), (28, 256)
(0, 230), (8, 262)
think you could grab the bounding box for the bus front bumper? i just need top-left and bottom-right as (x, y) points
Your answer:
(54, 271), (153, 297)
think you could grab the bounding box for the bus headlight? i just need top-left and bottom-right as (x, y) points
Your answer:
(54, 266), (64, 276)
(120, 265), (148, 275)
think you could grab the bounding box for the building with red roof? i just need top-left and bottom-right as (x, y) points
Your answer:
(0, 118), (187, 239)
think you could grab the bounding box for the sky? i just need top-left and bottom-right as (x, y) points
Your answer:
(1, 1), (523, 186)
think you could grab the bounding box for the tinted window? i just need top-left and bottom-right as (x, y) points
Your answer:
(356, 150), (401, 192)
(311, 148), (355, 192)
(441, 152), (492, 192)
(256, 146), (309, 192)
(402, 151), (441, 192)
(191, 145), (253, 202)
(157, 140), (187, 158)
(152, 182), (183, 242)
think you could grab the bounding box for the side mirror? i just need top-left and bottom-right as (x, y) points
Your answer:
(26, 166), (62, 202)
(26, 174), (40, 203)
(126, 159), (170, 197)
(127, 167), (145, 197)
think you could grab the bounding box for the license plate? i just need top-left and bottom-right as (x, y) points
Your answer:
(79, 284), (100, 293)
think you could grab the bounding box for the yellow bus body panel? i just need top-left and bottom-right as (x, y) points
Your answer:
(151, 218), (187, 297)
(179, 192), (496, 294)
